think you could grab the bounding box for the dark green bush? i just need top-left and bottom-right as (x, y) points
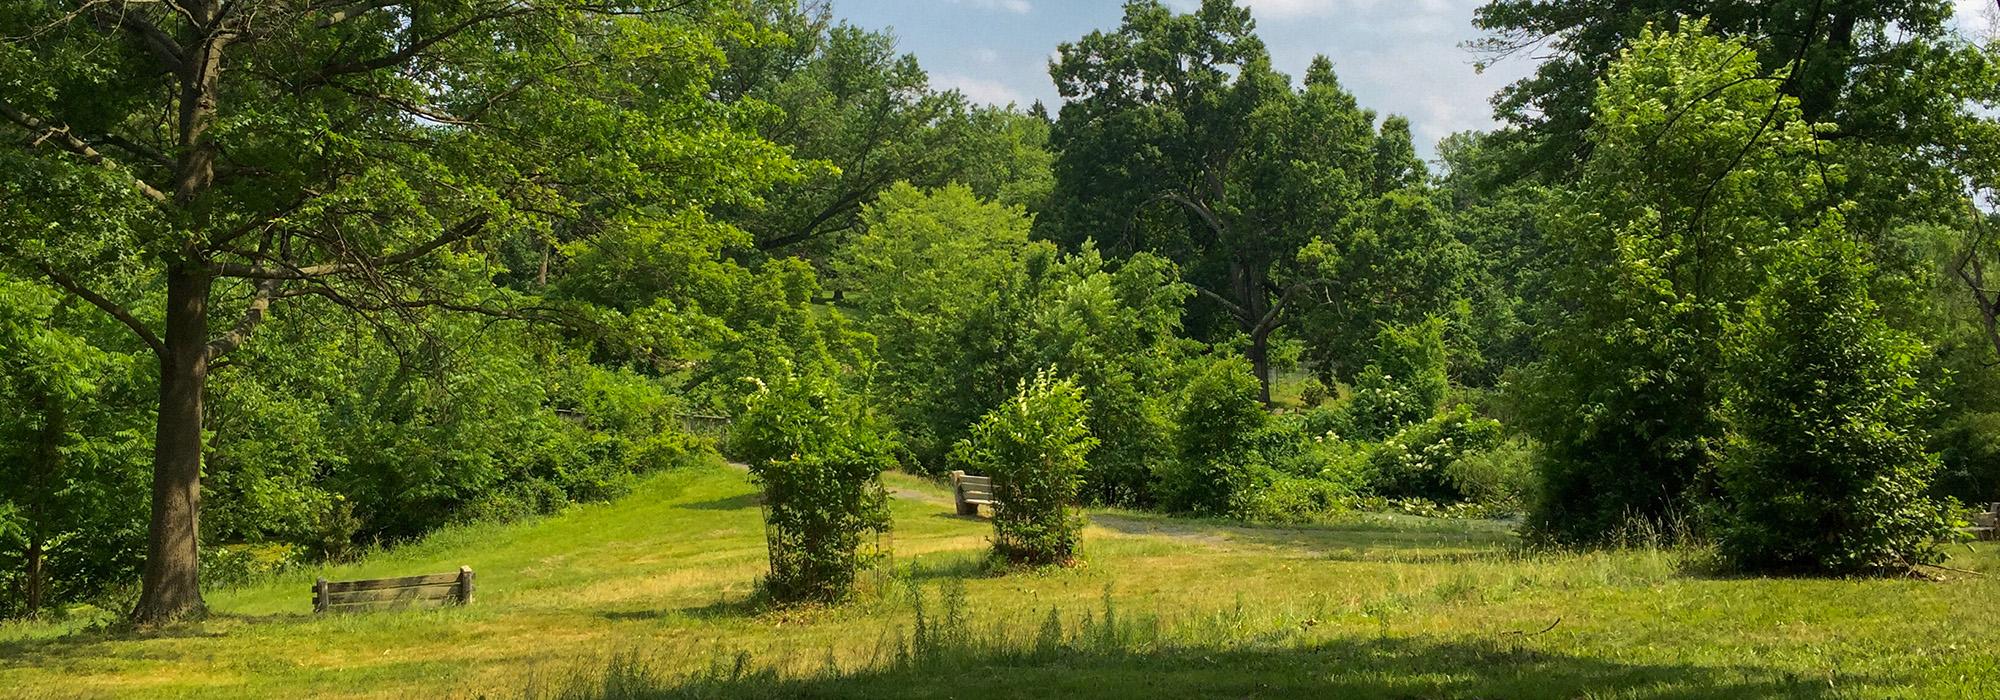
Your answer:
(953, 371), (1098, 565)
(1158, 356), (1271, 514)
(1714, 241), (1953, 575)
(728, 370), (893, 604)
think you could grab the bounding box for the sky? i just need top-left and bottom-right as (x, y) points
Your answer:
(827, 0), (1536, 161)
(827, 0), (2000, 162)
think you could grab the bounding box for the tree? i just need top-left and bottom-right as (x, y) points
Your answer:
(0, 1), (791, 622)
(1472, 0), (1994, 185)
(1045, 1), (1446, 402)
(716, 1), (1053, 257)
(1518, 23), (1837, 544)
(0, 275), (150, 618)
(1717, 238), (1952, 574)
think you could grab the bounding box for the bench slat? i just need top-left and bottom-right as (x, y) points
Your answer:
(326, 584), (460, 606)
(322, 597), (457, 613)
(322, 572), (461, 593)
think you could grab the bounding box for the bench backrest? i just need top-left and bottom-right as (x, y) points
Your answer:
(959, 475), (994, 500)
(314, 565), (474, 614)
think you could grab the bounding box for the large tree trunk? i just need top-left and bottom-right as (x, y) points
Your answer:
(131, 266), (212, 624)
(1248, 329), (1274, 406)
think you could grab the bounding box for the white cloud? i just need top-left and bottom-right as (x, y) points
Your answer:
(951, 0), (1033, 15)
(1955, 0), (1998, 40)
(973, 48), (1002, 65)
(936, 73), (1029, 106)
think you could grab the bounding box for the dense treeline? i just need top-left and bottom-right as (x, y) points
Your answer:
(2, 0), (1997, 617)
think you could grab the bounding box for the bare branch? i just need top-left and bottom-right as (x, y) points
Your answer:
(1192, 284), (1250, 321)
(206, 277), (281, 361)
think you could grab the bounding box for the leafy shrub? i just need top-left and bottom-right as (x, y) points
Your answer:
(1361, 406), (1505, 504)
(1714, 241), (1952, 575)
(1338, 319), (1448, 440)
(1931, 412), (2000, 506)
(728, 370), (893, 604)
(953, 371), (1098, 565)
(1297, 376), (1332, 407)
(1443, 439), (1537, 512)
(1158, 356), (1271, 514)
(1232, 475), (1354, 524)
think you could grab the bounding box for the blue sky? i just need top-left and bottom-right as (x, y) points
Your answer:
(828, 0), (1999, 161)
(827, 0), (1539, 161)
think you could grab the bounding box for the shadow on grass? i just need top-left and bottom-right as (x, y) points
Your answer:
(547, 634), (1877, 699)
(680, 493), (763, 511)
(1089, 512), (1523, 563)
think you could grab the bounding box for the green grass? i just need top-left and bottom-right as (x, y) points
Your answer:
(5, 462), (2000, 698)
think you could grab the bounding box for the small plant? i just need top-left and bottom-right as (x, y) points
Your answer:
(729, 370), (893, 604)
(954, 370), (1098, 565)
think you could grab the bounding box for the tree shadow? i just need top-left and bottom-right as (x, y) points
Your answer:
(1089, 512), (1521, 563)
(682, 493), (763, 511)
(585, 635), (1886, 699)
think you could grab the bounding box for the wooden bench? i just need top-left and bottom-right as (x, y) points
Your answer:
(313, 566), (475, 614)
(950, 471), (996, 516)
(1969, 503), (2000, 542)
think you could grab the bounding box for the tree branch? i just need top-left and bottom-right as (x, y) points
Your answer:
(206, 277), (281, 361)
(0, 100), (171, 203)
(209, 213), (491, 279)
(1192, 284), (1250, 321)
(35, 262), (167, 356)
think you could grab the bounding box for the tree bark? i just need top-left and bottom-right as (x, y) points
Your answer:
(131, 265), (212, 624)
(25, 387), (63, 616)
(1248, 328), (1274, 406)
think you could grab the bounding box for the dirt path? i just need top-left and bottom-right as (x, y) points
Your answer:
(725, 461), (1227, 546)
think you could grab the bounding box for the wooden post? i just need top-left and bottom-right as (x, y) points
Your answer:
(313, 577), (327, 614)
(456, 565), (475, 605)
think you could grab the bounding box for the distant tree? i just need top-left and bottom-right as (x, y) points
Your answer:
(0, 1), (792, 623)
(718, 1), (1053, 257)
(1046, 1), (1466, 401)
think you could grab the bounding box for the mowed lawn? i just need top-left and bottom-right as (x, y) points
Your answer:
(3, 463), (1999, 699)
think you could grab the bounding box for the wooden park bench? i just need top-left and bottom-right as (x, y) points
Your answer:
(950, 471), (996, 516)
(1969, 503), (2000, 542)
(313, 566), (475, 614)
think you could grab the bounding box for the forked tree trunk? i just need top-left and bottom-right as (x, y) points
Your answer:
(131, 266), (212, 624)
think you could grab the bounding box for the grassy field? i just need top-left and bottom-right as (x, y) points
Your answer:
(4, 463), (1999, 698)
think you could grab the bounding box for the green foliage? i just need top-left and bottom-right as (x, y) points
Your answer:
(1714, 240), (1953, 574)
(1160, 356), (1273, 515)
(953, 371), (1098, 565)
(1045, 1), (1462, 399)
(0, 275), (150, 617)
(1518, 24), (1836, 545)
(1337, 319), (1451, 441)
(841, 185), (1192, 506)
(1443, 439), (1539, 513)
(728, 370), (892, 604)
(716, 3), (1054, 256)
(1358, 407), (1507, 505)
